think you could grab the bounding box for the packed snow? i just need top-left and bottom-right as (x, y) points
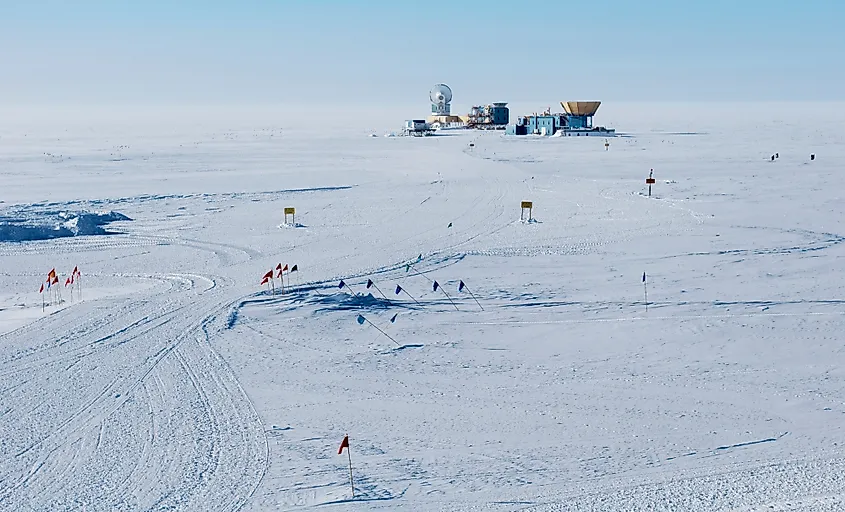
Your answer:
(1, 103), (845, 511)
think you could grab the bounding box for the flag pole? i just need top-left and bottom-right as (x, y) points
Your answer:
(363, 316), (401, 347)
(372, 283), (387, 299)
(461, 283), (483, 311)
(340, 280), (361, 296)
(398, 287), (421, 306)
(643, 272), (648, 312)
(346, 435), (355, 498)
(434, 282), (459, 311)
(367, 279), (388, 299)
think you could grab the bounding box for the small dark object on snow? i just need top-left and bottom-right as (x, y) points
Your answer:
(811, 154), (816, 161)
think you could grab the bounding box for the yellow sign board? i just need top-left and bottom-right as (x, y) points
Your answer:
(284, 207), (295, 215)
(521, 201), (533, 209)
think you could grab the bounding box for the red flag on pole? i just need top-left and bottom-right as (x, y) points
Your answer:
(282, 264), (289, 272)
(65, 277), (71, 286)
(51, 275), (59, 285)
(48, 268), (56, 280)
(275, 263), (282, 271)
(262, 270), (273, 280)
(338, 435), (349, 454)
(39, 283), (44, 293)
(260, 276), (269, 285)
(72, 266), (79, 275)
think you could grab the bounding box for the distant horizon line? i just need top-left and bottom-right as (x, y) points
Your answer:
(2, 99), (844, 109)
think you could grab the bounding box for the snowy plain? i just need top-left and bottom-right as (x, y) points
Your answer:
(1, 103), (845, 511)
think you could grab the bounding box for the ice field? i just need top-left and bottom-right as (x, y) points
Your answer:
(1, 103), (845, 511)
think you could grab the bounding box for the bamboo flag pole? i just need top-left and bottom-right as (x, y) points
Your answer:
(458, 280), (483, 311)
(347, 442), (354, 498)
(339, 280), (361, 296)
(432, 281), (459, 310)
(338, 435), (354, 498)
(289, 265), (298, 289)
(643, 272), (648, 312)
(275, 264), (284, 294)
(357, 314), (401, 347)
(366, 279), (388, 299)
(394, 284), (421, 306)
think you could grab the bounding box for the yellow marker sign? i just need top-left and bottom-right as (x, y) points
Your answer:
(520, 201), (534, 221)
(284, 207), (295, 215)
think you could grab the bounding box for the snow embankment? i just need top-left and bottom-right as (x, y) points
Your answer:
(0, 210), (131, 242)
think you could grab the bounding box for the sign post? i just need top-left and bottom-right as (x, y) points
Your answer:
(645, 169), (656, 197)
(520, 201), (533, 221)
(284, 207), (296, 225)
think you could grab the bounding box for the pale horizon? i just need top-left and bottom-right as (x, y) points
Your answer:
(2, 1), (843, 107)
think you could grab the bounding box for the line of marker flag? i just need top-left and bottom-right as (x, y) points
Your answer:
(260, 264), (298, 294)
(38, 266), (81, 311)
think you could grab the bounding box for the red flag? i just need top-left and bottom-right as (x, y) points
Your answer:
(338, 435), (349, 455)
(282, 264), (289, 272)
(65, 277), (71, 287)
(39, 283), (44, 293)
(262, 270), (273, 280)
(260, 276), (269, 285)
(48, 268), (56, 280)
(70, 274), (74, 285)
(275, 263), (282, 271)
(72, 266), (79, 275)
(276, 268), (283, 278)
(51, 275), (59, 285)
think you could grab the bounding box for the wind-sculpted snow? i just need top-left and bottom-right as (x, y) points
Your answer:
(0, 208), (131, 242)
(1, 103), (845, 511)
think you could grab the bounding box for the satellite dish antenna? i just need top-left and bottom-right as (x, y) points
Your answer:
(430, 83), (453, 116)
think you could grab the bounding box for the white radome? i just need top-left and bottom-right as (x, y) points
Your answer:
(430, 83), (453, 105)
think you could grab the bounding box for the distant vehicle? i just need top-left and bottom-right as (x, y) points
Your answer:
(403, 119), (433, 137)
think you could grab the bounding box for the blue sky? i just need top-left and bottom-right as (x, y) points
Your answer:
(2, 1), (843, 106)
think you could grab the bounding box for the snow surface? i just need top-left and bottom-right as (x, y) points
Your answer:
(1, 103), (845, 511)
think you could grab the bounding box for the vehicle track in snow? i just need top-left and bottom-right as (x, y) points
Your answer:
(0, 260), (266, 512)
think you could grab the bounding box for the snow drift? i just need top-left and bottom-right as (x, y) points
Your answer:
(0, 209), (131, 242)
